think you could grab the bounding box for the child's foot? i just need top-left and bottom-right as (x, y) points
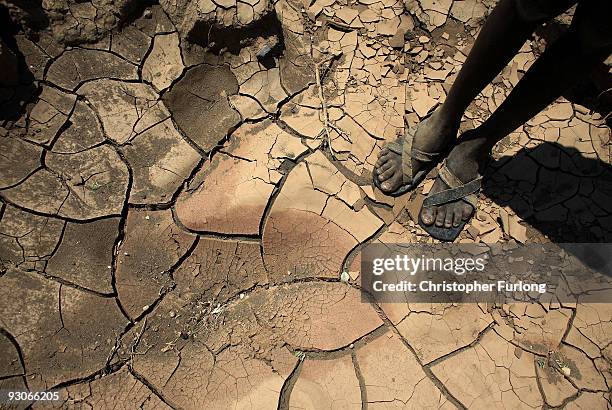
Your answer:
(374, 108), (459, 193)
(420, 132), (490, 228)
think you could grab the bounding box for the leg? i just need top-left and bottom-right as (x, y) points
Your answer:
(440, 0), (548, 121)
(375, 0), (560, 193)
(421, 2), (612, 230)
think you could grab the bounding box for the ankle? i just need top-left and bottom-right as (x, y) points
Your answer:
(459, 133), (491, 160)
(437, 103), (463, 126)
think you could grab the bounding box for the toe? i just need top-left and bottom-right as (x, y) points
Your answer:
(444, 208), (454, 228)
(375, 156), (388, 169)
(376, 161), (393, 175)
(378, 167), (396, 182)
(435, 207), (446, 227)
(377, 147), (390, 159)
(380, 171), (402, 191)
(452, 208), (463, 227)
(421, 207), (436, 225)
(375, 150), (393, 167)
(462, 204), (473, 220)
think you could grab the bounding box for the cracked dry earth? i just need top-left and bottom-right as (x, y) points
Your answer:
(1, 0), (611, 408)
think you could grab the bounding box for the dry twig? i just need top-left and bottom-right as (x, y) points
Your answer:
(314, 58), (352, 158)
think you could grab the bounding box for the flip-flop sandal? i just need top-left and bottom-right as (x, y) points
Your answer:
(373, 119), (448, 197)
(418, 160), (483, 242)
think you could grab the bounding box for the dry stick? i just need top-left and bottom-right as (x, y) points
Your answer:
(104, 335), (121, 369)
(314, 61), (336, 158)
(130, 317), (150, 360)
(314, 59), (352, 159)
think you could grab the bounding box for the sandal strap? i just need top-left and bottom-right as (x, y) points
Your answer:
(423, 161), (482, 208)
(437, 161), (473, 190)
(401, 125), (415, 184)
(386, 141), (402, 155)
(401, 124), (443, 185)
(412, 148), (440, 162)
(423, 180), (482, 207)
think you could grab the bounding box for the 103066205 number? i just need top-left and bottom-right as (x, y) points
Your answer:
(2, 390), (60, 403)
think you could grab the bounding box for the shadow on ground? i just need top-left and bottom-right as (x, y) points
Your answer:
(0, 7), (37, 120)
(484, 142), (612, 242)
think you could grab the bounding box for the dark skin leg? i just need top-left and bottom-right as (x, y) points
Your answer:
(375, 0), (538, 193)
(421, 27), (612, 228)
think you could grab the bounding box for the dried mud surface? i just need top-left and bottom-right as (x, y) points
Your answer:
(1, 0), (611, 408)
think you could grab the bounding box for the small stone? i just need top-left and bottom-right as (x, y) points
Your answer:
(340, 271), (350, 283)
(335, 7), (359, 24)
(418, 36), (430, 44)
(424, 67), (451, 81)
(560, 366), (571, 377)
(410, 92), (438, 118)
(359, 9), (379, 23)
(481, 228), (502, 243)
(499, 208), (527, 243)
(422, 179), (434, 195)
(416, 50), (429, 64)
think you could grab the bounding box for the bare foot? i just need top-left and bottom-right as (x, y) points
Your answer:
(375, 108), (459, 193)
(420, 132), (490, 228)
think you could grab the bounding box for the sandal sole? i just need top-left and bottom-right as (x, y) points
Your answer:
(419, 213), (469, 242)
